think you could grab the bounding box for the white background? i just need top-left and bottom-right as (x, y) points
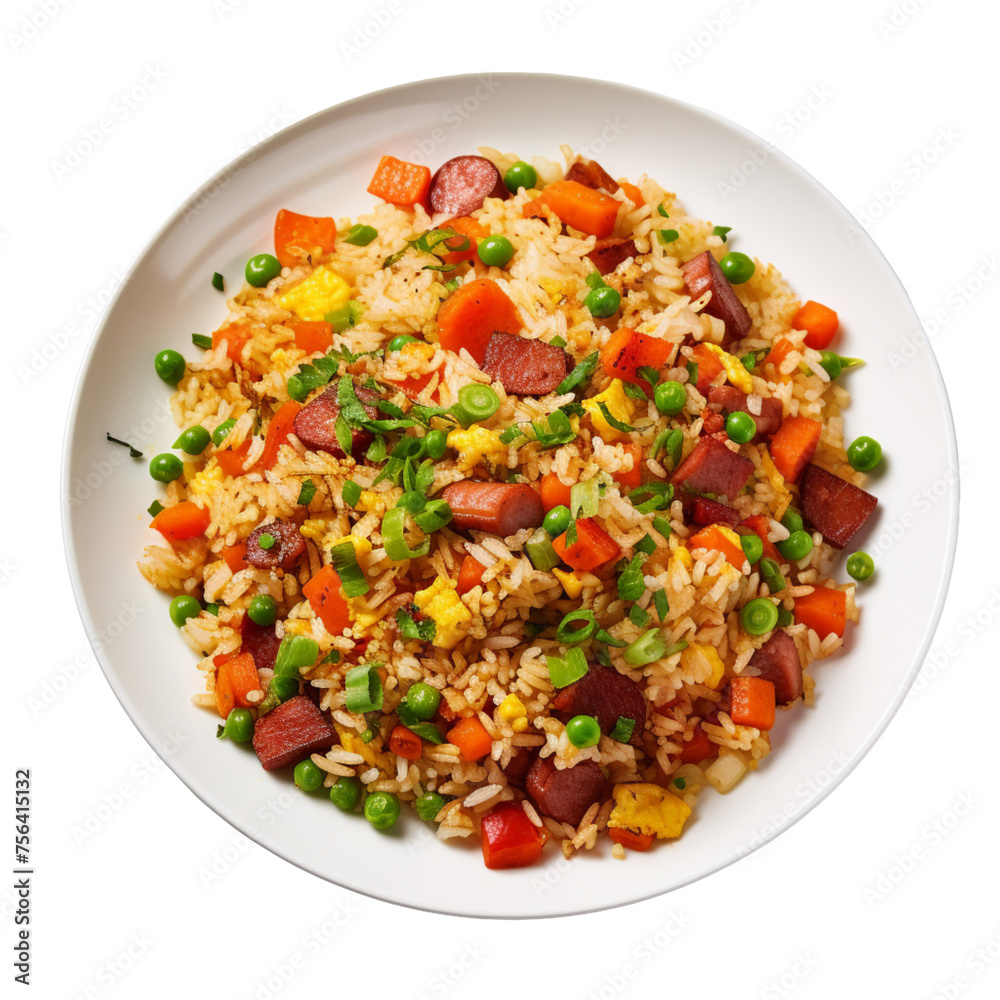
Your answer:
(4, 0), (993, 997)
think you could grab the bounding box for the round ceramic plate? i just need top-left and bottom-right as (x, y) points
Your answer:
(63, 73), (958, 918)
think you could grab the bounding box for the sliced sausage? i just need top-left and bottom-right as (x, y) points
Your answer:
(245, 520), (306, 571)
(586, 238), (637, 274)
(671, 437), (754, 502)
(441, 481), (544, 537)
(252, 695), (336, 770)
(481, 332), (569, 396)
(799, 463), (878, 549)
(682, 251), (753, 344)
(565, 158), (619, 194)
(240, 617), (282, 673)
(692, 495), (741, 528)
(551, 664), (646, 747)
(429, 156), (508, 216)
(747, 630), (803, 704)
(525, 755), (607, 827)
(701, 410), (726, 435)
(707, 385), (783, 437)
(292, 383), (380, 460)
(501, 746), (533, 790)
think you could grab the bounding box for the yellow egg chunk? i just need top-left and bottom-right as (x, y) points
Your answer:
(276, 266), (351, 321)
(413, 577), (472, 650)
(446, 424), (506, 472)
(582, 379), (637, 443)
(682, 642), (726, 689)
(186, 458), (223, 499)
(552, 567), (585, 599)
(608, 782), (692, 839)
(699, 342), (753, 394)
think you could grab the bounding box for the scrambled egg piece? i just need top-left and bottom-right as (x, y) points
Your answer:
(268, 347), (294, 373)
(538, 277), (565, 305)
(552, 567), (585, 599)
(446, 424), (506, 472)
(186, 458), (223, 498)
(582, 379), (636, 443)
(498, 694), (527, 732)
(276, 266), (351, 321)
(609, 783), (692, 839)
(699, 343), (753, 394)
(414, 577), (472, 650)
(348, 596), (392, 635)
(682, 642), (726, 689)
(356, 491), (389, 516)
(299, 518), (330, 542)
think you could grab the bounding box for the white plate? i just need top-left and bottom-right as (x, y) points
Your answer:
(62, 73), (958, 918)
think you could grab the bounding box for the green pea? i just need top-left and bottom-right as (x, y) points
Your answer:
(204, 603), (220, 617)
(819, 351), (842, 379)
(386, 334), (418, 353)
(247, 594), (277, 627)
(719, 252), (755, 284)
(741, 353), (756, 372)
(846, 551), (875, 581)
(847, 436), (882, 473)
(330, 777), (361, 811)
(543, 505), (572, 537)
(584, 285), (621, 318)
(565, 714), (601, 749)
(212, 419), (237, 447)
(406, 682), (441, 722)
(777, 530), (813, 562)
(173, 425), (211, 455)
(414, 791), (448, 823)
(223, 708), (254, 743)
(760, 557), (785, 594)
(169, 594), (201, 627)
(422, 429), (447, 460)
(294, 759), (324, 792)
(154, 349), (186, 386)
(504, 160), (538, 193)
(477, 234), (515, 268)
(726, 411), (757, 444)
(149, 453), (183, 483)
(740, 533), (764, 565)
(364, 791), (401, 830)
(781, 508), (803, 534)
(257, 532), (275, 551)
(245, 253), (281, 287)
(345, 224), (378, 247)
(654, 380), (687, 416)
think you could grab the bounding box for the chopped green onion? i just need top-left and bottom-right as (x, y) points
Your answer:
(297, 479), (317, 506)
(412, 499), (452, 533)
(609, 716), (636, 743)
(325, 301), (365, 333)
(381, 506), (430, 561)
(554, 351), (599, 396)
(147, 500), (165, 517)
(686, 361), (698, 385)
(329, 542), (369, 597)
(345, 224), (378, 246)
(629, 604), (651, 628)
(777, 606), (793, 628)
(652, 516), (671, 540)
(342, 480), (362, 507)
(204, 603), (220, 617)
(741, 598), (779, 636)
(623, 629), (668, 667)
(665, 428), (683, 470)
(556, 608), (598, 644)
(618, 554), (647, 602)
(396, 609), (436, 642)
(585, 271), (606, 289)
(629, 483), (674, 514)
(657, 229), (680, 245)
(344, 663), (384, 713)
(549, 335), (567, 348)
(212, 271), (225, 291)
(652, 590), (669, 622)
(526, 528), (560, 572)
(657, 204), (669, 218)
(741, 352), (756, 372)
(546, 648), (589, 688)
(673, 776), (686, 790)
(570, 478), (601, 520)
(524, 621), (545, 639)
(334, 413), (353, 455)
(759, 557), (785, 594)
(321, 649), (341, 665)
(192, 333), (213, 349)
(274, 635), (320, 678)
(712, 226), (732, 242)
(596, 629), (628, 648)
(453, 383), (499, 426)
(635, 534), (656, 556)
(258, 532), (275, 550)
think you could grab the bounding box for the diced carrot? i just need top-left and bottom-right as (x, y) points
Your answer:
(522, 196), (556, 223)
(215, 439), (252, 478)
(225, 651), (262, 710)
(769, 416), (822, 484)
(213, 652), (233, 669)
(214, 663), (234, 719)
(221, 542), (247, 573)
(600, 327), (673, 387)
(739, 515), (781, 563)
(678, 724), (717, 764)
(539, 472), (573, 512)
(447, 716), (493, 761)
(273, 209), (337, 270)
(619, 181), (645, 208)
(302, 565), (351, 637)
(435, 278), (521, 364)
(763, 337), (794, 373)
(257, 400), (302, 471)
(529, 179), (620, 238)
(150, 500), (210, 542)
(290, 320), (334, 355)
(689, 342), (725, 393)
(389, 724), (424, 761)
(792, 300), (839, 350)
(729, 676), (776, 730)
(438, 216), (488, 265)
(794, 586), (847, 638)
(613, 443), (643, 492)
(367, 155), (432, 207)
(457, 555), (487, 596)
(686, 525), (747, 568)
(481, 800), (546, 870)
(609, 828), (654, 851)
(552, 517), (621, 572)
(212, 323), (254, 368)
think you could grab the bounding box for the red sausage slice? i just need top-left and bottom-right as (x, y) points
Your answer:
(682, 251), (753, 344)
(707, 385), (783, 437)
(501, 747), (533, 789)
(429, 156), (508, 216)
(240, 617), (282, 673)
(292, 384), (380, 460)
(245, 520), (306, 571)
(481, 332), (569, 396)
(252, 695), (336, 770)
(526, 756), (607, 827)
(551, 664), (646, 747)
(440, 481), (545, 536)
(799, 463), (878, 549)
(747, 630), (803, 704)
(565, 158), (620, 194)
(586, 237), (638, 274)
(671, 437), (754, 502)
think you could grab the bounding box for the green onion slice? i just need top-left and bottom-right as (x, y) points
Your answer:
(273, 635), (319, 678)
(554, 351), (599, 396)
(610, 716), (636, 743)
(623, 629), (668, 667)
(345, 224), (378, 247)
(617, 554), (647, 602)
(453, 384), (499, 426)
(211, 271), (224, 291)
(629, 483), (674, 514)
(629, 604), (650, 628)
(342, 480), (362, 506)
(297, 479), (317, 506)
(344, 663), (384, 713)
(556, 608), (598, 644)
(652, 590), (669, 622)
(147, 500), (165, 517)
(635, 534), (656, 556)
(330, 542), (369, 597)
(192, 333), (213, 349)
(546, 647), (589, 688)
(741, 598), (779, 636)
(381, 506), (430, 562)
(396, 609), (436, 642)
(526, 528), (560, 572)
(570, 478), (601, 520)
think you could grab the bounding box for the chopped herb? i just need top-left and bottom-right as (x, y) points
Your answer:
(330, 542), (368, 598)
(657, 229), (680, 245)
(570, 478), (601, 520)
(622, 381), (649, 403)
(673, 776), (687, 790)
(443, 278), (460, 294)
(344, 663), (383, 714)
(192, 333), (213, 349)
(411, 498), (451, 533)
(652, 516), (672, 539)
(296, 479), (317, 506)
(652, 589), (669, 622)
(628, 483), (674, 514)
(382, 227), (468, 271)
(396, 608), (436, 642)
(147, 500), (165, 517)
(665, 428), (683, 470)
(712, 225), (732, 242)
(618, 554), (647, 602)
(635, 534), (656, 556)
(657, 204), (669, 218)
(556, 608), (598, 644)
(594, 643), (613, 668)
(499, 425), (525, 445)
(585, 271), (605, 290)
(637, 365), (660, 388)
(610, 716), (636, 743)
(321, 649), (341, 665)
(597, 402), (636, 434)
(334, 413), (353, 455)
(532, 408), (577, 448)
(546, 647), (589, 688)
(554, 351), (599, 396)
(549, 335), (567, 348)
(342, 480), (362, 507)
(106, 433), (142, 458)
(325, 301), (365, 333)
(596, 629), (628, 648)
(211, 271), (225, 291)
(629, 604), (651, 628)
